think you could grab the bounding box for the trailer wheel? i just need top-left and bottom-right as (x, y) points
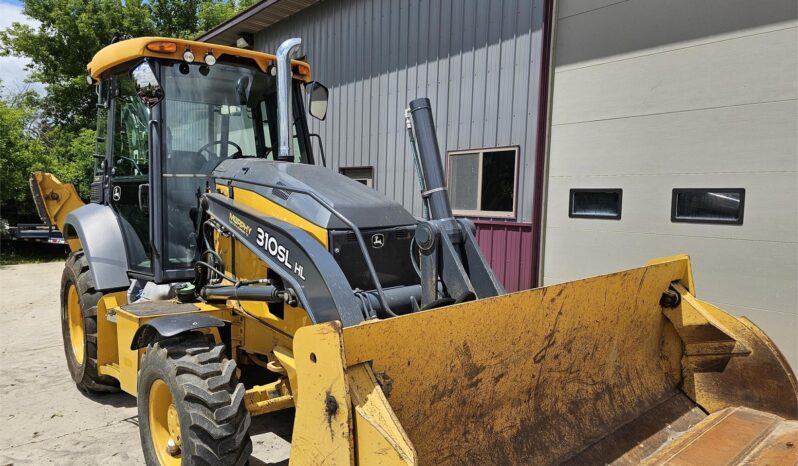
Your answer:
(60, 251), (119, 393)
(138, 334), (252, 466)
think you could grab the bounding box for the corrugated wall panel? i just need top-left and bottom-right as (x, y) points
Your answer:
(474, 219), (535, 292)
(255, 0), (545, 224)
(253, 0), (547, 290)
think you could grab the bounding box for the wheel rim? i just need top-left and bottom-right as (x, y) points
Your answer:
(66, 284), (85, 365)
(149, 379), (182, 465)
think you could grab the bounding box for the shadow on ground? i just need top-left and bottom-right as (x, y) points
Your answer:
(82, 390), (138, 409)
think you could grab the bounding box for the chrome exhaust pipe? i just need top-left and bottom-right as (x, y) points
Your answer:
(276, 37), (302, 162)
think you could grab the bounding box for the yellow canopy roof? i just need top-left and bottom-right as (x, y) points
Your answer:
(87, 36), (310, 81)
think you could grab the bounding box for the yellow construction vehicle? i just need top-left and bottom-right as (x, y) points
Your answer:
(32, 36), (797, 465)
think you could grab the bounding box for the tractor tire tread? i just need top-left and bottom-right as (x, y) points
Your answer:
(207, 361), (238, 392)
(61, 251), (119, 393)
(139, 334), (251, 465)
(175, 359), (223, 379)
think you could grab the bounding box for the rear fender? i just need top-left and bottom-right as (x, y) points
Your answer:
(64, 204), (130, 290)
(31, 171), (130, 291)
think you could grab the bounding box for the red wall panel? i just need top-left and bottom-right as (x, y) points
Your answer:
(472, 219), (536, 292)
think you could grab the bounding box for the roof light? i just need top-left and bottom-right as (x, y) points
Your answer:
(146, 41), (177, 53)
(183, 48), (195, 63)
(204, 52), (216, 66)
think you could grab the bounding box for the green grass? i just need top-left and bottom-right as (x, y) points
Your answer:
(0, 240), (68, 266)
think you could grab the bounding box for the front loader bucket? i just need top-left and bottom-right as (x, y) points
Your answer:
(289, 256), (797, 465)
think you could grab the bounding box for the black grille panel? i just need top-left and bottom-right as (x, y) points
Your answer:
(330, 224), (418, 290)
(90, 180), (103, 203)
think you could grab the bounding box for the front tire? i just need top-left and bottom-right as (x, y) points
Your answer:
(60, 251), (119, 393)
(138, 334), (252, 466)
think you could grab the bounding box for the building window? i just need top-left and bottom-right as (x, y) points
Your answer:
(340, 166), (374, 187)
(447, 147), (518, 218)
(671, 188), (745, 225)
(569, 189), (622, 220)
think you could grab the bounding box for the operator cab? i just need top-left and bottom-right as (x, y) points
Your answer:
(88, 38), (328, 283)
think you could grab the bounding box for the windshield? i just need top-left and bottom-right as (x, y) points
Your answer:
(165, 62), (263, 160)
(160, 60), (309, 268)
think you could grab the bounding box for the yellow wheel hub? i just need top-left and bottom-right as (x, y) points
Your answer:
(66, 284), (85, 364)
(149, 379), (182, 465)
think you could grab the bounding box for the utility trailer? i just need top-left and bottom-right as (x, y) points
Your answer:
(10, 223), (65, 244)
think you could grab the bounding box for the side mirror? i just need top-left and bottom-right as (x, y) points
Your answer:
(131, 61), (163, 107)
(306, 81), (328, 121)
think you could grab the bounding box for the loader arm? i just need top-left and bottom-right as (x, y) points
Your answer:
(29, 171), (85, 250)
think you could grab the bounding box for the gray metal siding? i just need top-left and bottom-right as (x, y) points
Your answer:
(254, 0), (546, 222)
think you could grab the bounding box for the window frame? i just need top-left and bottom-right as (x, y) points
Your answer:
(568, 188), (623, 220)
(446, 146), (520, 219)
(671, 188), (745, 225)
(107, 67), (155, 278)
(339, 166), (375, 188)
(111, 73), (151, 178)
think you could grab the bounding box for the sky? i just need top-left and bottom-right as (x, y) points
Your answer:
(0, 0), (45, 96)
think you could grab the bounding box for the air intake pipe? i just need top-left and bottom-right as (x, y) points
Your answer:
(276, 37), (302, 162)
(408, 98), (453, 220)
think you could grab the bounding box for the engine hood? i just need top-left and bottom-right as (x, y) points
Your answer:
(210, 158), (417, 230)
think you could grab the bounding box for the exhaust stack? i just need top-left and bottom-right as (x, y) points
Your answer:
(276, 37), (302, 162)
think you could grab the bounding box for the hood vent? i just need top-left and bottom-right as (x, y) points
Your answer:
(272, 182), (291, 201)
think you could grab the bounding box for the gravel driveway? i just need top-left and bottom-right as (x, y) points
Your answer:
(0, 261), (292, 465)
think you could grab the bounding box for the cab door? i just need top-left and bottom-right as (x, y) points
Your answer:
(109, 72), (152, 276)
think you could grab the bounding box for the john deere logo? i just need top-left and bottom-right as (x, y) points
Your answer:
(371, 234), (385, 249)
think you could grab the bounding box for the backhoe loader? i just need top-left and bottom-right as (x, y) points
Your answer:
(31, 36), (797, 465)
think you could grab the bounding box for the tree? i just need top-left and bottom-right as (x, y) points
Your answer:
(198, 0), (236, 33)
(0, 85), (94, 223)
(0, 0), (255, 224)
(1, 0), (156, 130)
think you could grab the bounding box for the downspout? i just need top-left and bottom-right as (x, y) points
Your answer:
(534, 0), (557, 287)
(276, 37), (302, 161)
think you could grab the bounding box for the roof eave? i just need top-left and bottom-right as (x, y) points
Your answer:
(196, 0), (321, 46)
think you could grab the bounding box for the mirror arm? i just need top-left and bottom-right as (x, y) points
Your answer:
(309, 133), (326, 168)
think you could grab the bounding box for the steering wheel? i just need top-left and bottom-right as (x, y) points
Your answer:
(115, 156), (144, 176)
(197, 140), (243, 161)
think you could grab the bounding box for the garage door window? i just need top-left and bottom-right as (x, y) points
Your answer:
(569, 189), (622, 219)
(671, 188), (745, 225)
(447, 147), (518, 218)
